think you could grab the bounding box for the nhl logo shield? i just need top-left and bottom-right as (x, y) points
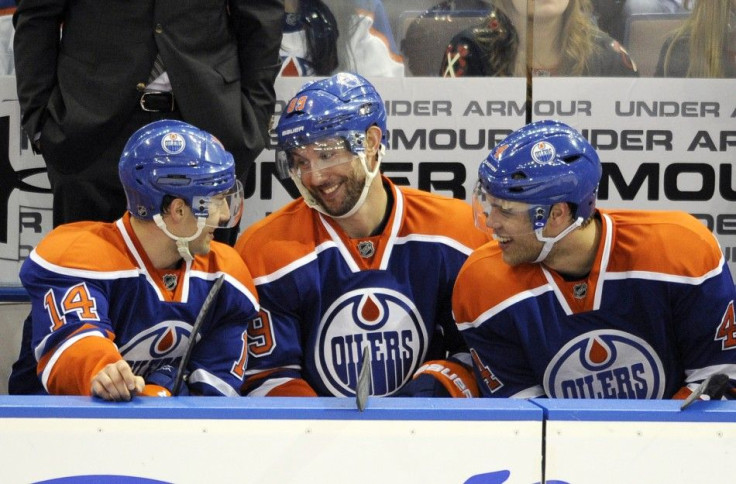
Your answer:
(573, 283), (587, 299)
(163, 273), (178, 290)
(357, 241), (375, 258)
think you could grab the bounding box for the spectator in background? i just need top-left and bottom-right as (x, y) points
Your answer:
(12, 0), (283, 245)
(440, 0), (638, 78)
(0, 0), (14, 75)
(279, 0), (404, 77)
(656, 0), (736, 78)
(453, 119), (736, 400)
(236, 73), (487, 398)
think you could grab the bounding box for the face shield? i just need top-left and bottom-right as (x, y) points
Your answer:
(473, 179), (585, 263)
(275, 131), (365, 179)
(472, 180), (534, 236)
(195, 179), (244, 229)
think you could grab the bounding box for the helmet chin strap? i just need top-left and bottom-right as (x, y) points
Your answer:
(153, 214), (206, 263)
(292, 146), (385, 219)
(532, 217), (583, 263)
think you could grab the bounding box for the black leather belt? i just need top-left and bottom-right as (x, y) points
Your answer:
(139, 91), (176, 112)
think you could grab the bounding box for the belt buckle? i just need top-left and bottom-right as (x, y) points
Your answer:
(140, 91), (174, 112)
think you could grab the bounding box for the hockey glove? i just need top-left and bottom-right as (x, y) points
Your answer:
(396, 359), (479, 398)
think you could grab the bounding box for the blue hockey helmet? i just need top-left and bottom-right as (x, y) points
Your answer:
(119, 120), (242, 227)
(477, 119), (602, 230)
(275, 72), (387, 178)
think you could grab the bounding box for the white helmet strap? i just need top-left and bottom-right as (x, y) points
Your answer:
(154, 214), (206, 263)
(533, 217), (583, 263)
(292, 145), (385, 219)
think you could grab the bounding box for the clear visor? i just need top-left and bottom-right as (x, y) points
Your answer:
(275, 134), (362, 179)
(195, 179), (244, 229)
(472, 180), (533, 236)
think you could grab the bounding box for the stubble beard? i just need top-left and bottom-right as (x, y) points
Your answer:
(310, 167), (366, 217)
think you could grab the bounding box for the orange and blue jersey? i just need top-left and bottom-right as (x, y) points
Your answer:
(452, 209), (736, 399)
(236, 177), (489, 396)
(10, 213), (258, 396)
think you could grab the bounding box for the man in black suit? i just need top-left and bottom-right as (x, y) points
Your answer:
(13, 0), (284, 243)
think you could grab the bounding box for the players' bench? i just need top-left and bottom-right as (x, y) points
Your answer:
(399, 10), (489, 77)
(623, 13), (690, 77)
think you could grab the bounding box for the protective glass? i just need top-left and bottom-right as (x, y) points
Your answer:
(472, 180), (531, 235)
(275, 133), (363, 179)
(196, 179), (244, 229)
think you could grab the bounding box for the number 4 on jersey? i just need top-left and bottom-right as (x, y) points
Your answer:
(715, 300), (736, 350)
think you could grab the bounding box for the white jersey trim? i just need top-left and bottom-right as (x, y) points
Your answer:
(116, 218), (172, 302)
(457, 284), (553, 331)
(244, 364), (301, 377)
(684, 364), (736, 383)
(598, 212), (725, 286)
(378, 185), (404, 270)
(320, 214), (361, 272)
(541, 267), (574, 316)
(29, 248), (140, 281)
(40, 331), (107, 391)
(190, 270), (259, 312)
(593, 212), (615, 310)
(603, 255), (725, 286)
(393, 234), (476, 256)
(450, 351), (472, 368)
(188, 368), (239, 396)
(511, 385), (546, 398)
(246, 377), (296, 396)
(252, 243), (333, 286)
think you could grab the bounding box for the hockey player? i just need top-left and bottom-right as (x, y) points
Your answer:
(453, 119), (736, 400)
(235, 72), (488, 397)
(8, 120), (258, 401)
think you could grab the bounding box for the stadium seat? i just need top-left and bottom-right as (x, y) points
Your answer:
(623, 13), (689, 77)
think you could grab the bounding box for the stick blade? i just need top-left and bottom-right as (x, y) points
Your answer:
(680, 375), (712, 410)
(356, 346), (371, 412)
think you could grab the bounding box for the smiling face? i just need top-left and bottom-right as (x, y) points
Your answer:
(483, 195), (545, 266)
(290, 141), (367, 217)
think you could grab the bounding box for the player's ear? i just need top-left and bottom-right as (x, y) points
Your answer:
(364, 125), (382, 162)
(167, 198), (188, 222)
(549, 203), (572, 227)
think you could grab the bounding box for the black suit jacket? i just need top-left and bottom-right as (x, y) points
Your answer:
(13, 0), (284, 178)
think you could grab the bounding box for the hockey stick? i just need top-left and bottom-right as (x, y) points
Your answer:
(171, 273), (226, 396)
(356, 346), (372, 412)
(680, 374), (730, 410)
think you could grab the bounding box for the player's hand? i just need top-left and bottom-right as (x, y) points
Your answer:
(91, 360), (145, 401)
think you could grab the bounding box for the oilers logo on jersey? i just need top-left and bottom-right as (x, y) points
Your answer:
(117, 320), (194, 376)
(543, 330), (665, 399)
(314, 288), (427, 397)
